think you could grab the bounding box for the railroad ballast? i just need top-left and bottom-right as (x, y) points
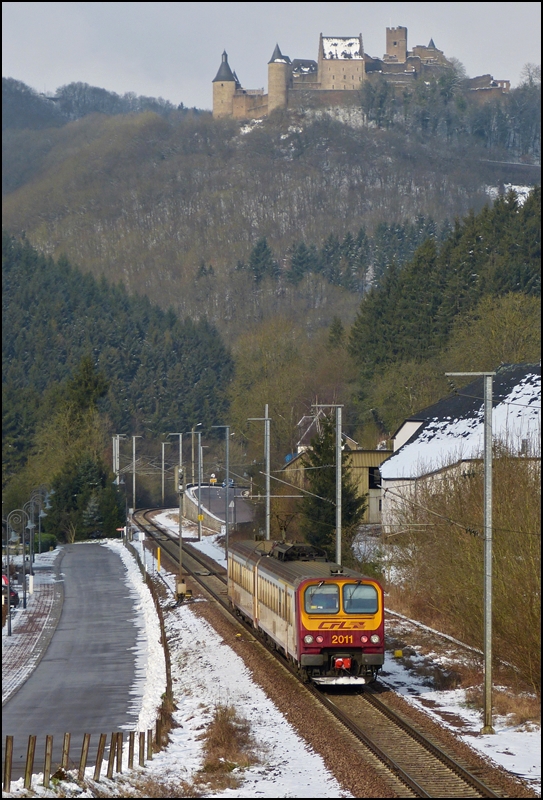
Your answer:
(227, 540), (384, 685)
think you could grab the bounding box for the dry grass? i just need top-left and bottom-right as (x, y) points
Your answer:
(465, 685), (541, 727)
(193, 703), (263, 792)
(385, 451), (541, 695)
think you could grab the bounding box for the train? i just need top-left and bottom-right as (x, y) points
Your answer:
(227, 539), (385, 686)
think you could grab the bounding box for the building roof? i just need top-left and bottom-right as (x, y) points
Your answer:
(291, 59), (318, 73)
(380, 364), (541, 480)
(322, 36), (364, 60)
(269, 43), (290, 64)
(213, 51), (236, 82)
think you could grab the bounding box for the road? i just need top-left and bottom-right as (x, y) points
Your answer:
(2, 543), (142, 778)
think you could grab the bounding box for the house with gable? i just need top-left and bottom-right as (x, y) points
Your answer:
(379, 363), (541, 533)
(282, 409), (392, 524)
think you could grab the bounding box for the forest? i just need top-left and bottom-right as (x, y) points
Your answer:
(2, 71), (541, 523)
(2, 70), (540, 695)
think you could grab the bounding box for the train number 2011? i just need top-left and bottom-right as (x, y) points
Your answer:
(331, 634), (353, 644)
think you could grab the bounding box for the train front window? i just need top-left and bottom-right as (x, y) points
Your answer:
(343, 583), (378, 614)
(305, 583), (339, 613)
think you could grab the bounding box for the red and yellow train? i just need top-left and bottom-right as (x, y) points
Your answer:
(227, 540), (384, 686)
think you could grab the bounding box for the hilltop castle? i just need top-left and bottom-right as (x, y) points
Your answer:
(213, 26), (510, 120)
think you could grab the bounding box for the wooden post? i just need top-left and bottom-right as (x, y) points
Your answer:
(147, 728), (153, 761)
(78, 733), (91, 781)
(61, 732), (71, 770)
(24, 735), (36, 790)
(116, 731), (123, 773)
(139, 732), (145, 767)
(43, 735), (53, 787)
(93, 733), (107, 781)
(3, 735), (13, 792)
(128, 731), (135, 770)
(156, 714), (162, 750)
(106, 733), (116, 779)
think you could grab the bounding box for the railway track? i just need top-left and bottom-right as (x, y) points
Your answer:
(134, 509), (502, 799)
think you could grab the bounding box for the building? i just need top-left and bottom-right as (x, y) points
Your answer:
(213, 26), (509, 119)
(282, 412), (392, 525)
(379, 364), (541, 533)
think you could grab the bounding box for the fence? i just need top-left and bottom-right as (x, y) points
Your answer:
(3, 719), (167, 791)
(2, 531), (175, 792)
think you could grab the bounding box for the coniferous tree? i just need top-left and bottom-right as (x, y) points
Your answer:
(300, 416), (366, 559)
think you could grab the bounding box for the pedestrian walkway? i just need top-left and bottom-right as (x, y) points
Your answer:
(2, 548), (64, 706)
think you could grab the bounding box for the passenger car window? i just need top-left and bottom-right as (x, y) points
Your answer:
(343, 583), (378, 613)
(305, 583), (339, 613)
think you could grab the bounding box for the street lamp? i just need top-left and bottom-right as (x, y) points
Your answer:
(5, 512), (25, 635)
(7, 509), (29, 611)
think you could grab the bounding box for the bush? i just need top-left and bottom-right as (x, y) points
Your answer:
(36, 533), (57, 552)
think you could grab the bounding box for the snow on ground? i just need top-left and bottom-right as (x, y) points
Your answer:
(154, 510), (541, 796)
(4, 511), (540, 797)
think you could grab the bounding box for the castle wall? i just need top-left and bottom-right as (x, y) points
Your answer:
(318, 60), (365, 91)
(287, 88), (362, 111)
(232, 91), (268, 119)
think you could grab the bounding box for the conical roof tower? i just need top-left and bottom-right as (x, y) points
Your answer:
(213, 51), (235, 82)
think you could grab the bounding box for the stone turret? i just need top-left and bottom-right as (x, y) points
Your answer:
(268, 44), (290, 113)
(213, 51), (236, 118)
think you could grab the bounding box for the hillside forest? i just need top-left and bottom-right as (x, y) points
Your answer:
(2, 65), (541, 691)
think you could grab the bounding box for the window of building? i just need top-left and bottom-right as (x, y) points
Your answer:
(369, 467), (381, 490)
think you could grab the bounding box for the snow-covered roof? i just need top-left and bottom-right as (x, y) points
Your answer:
(292, 59), (318, 73)
(380, 364), (541, 480)
(322, 36), (363, 60)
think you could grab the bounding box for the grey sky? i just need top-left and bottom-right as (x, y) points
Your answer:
(2, 2), (541, 109)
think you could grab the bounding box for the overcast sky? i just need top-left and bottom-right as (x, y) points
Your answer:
(2, 2), (541, 110)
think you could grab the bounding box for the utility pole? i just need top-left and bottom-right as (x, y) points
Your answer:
(132, 436), (142, 511)
(312, 404), (343, 565)
(446, 371), (495, 735)
(213, 425), (231, 557)
(168, 433), (184, 545)
(248, 405), (271, 539)
(191, 423), (202, 485)
(197, 430), (202, 541)
(161, 441), (171, 505)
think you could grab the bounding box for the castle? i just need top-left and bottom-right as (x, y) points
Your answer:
(213, 26), (510, 120)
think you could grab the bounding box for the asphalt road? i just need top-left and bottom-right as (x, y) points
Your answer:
(2, 543), (141, 778)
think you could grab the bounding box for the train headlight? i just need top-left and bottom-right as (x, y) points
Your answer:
(315, 635), (324, 643)
(360, 635), (368, 643)
(370, 634), (380, 644)
(304, 635), (314, 644)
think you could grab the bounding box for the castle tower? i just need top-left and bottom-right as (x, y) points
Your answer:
(268, 44), (290, 113)
(386, 26), (407, 62)
(212, 51), (236, 118)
